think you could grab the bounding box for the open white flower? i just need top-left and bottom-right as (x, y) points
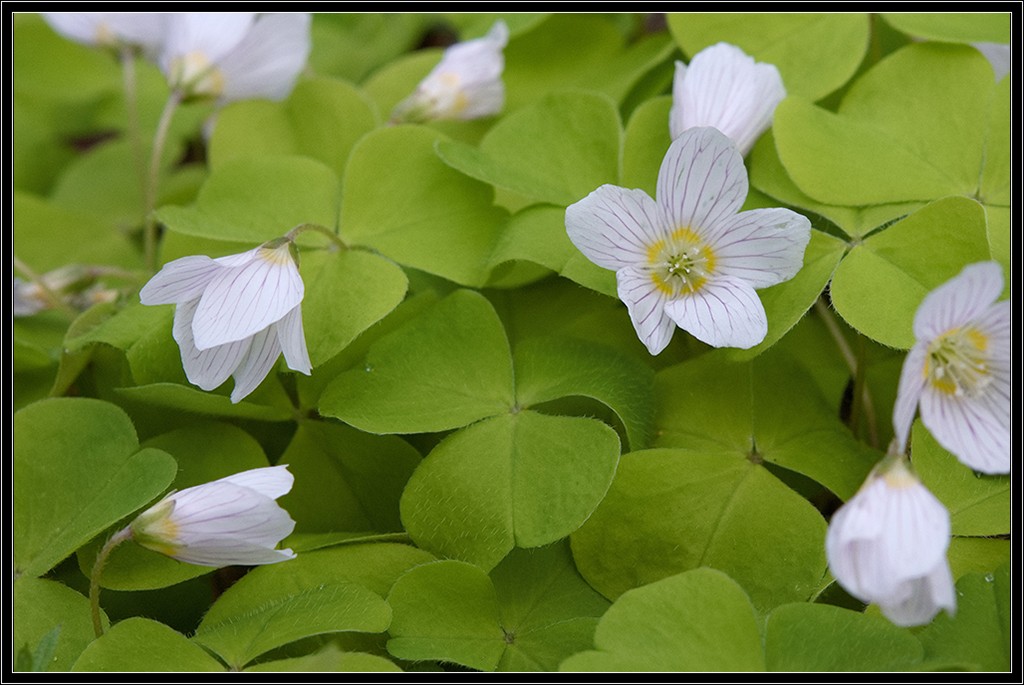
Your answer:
(43, 12), (170, 57)
(670, 42), (786, 157)
(159, 12), (311, 104)
(566, 126), (810, 354)
(130, 465), (296, 566)
(139, 239), (311, 403)
(893, 262), (1010, 474)
(391, 20), (509, 123)
(826, 456), (956, 627)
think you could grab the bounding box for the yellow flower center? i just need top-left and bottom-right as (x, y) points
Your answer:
(170, 51), (225, 97)
(647, 227), (716, 297)
(923, 326), (991, 397)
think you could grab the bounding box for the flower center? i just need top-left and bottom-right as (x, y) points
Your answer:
(170, 51), (225, 97)
(924, 327), (991, 397)
(647, 227), (716, 297)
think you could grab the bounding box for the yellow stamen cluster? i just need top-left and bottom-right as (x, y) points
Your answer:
(924, 327), (991, 397)
(647, 227), (716, 297)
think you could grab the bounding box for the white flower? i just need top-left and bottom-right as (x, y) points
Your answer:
(670, 42), (786, 157)
(826, 456), (956, 627)
(159, 12), (311, 104)
(391, 20), (509, 123)
(139, 239), (311, 403)
(43, 12), (170, 57)
(130, 465), (297, 566)
(892, 262), (1010, 474)
(973, 42), (1011, 81)
(565, 126), (811, 353)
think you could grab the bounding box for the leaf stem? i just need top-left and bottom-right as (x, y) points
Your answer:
(285, 223), (349, 250)
(143, 89), (183, 273)
(89, 527), (132, 638)
(815, 298), (879, 448)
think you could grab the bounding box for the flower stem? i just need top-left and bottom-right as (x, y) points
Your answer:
(89, 527), (132, 638)
(815, 298), (879, 448)
(285, 223), (349, 250)
(119, 46), (146, 202)
(143, 90), (183, 273)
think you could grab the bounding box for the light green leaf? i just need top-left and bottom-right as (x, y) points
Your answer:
(829, 196), (990, 349)
(620, 95), (672, 197)
(727, 229), (847, 361)
(340, 126), (506, 287)
(279, 421), (420, 533)
(387, 561), (505, 671)
(401, 411), (620, 571)
(560, 568), (765, 671)
(156, 155), (340, 244)
(492, 542), (610, 671)
(487, 204), (616, 297)
(911, 421), (1009, 537)
(570, 448), (826, 613)
(13, 578), (105, 672)
(917, 565), (1010, 672)
(319, 289), (515, 434)
(310, 13), (427, 83)
(667, 13), (870, 101)
(773, 43), (998, 206)
(881, 13), (1011, 43)
(114, 382), (294, 421)
(948, 537), (1010, 581)
(299, 248), (408, 367)
(72, 618), (225, 672)
(435, 90), (622, 207)
(209, 77), (378, 178)
(14, 398), (177, 578)
(14, 191), (142, 272)
(764, 603), (923, 671)
(246, 645), (402, 672)
(654, 349), (879, 501)
(77, 422), (271, 591)
(193, 555), (392, 669)
(513, 335), (654, 450)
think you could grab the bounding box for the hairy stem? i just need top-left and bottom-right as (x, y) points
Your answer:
(143, 90), (183, 272)
(815, 298), (879, 448)
(89, 527), (132, 638)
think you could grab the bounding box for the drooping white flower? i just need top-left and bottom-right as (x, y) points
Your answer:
(391, 20), (509, 123)
(159, 12), (311, 104)
(129, 465), (297, 566)
(670, 42), (786, 157)
(973, 42), (1011, 81)
(826, 456), (956, 627)
(565, 126), (811, 354)
(43, 12), (170, 57)
(139, 239), (311, 403)
(892, 261), (1010, 474)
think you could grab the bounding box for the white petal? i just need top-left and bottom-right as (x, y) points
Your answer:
(276, 306), (311, 375)
(219, 465), (294, 500)
(102, 13), (172, 56)
(892, 344), (928, 453)
(43, 13), (111, 45)
(879, 561), (956, 627)
(172, 299), (251, 391)
(973, 42), (1011, 81)
(217, 13), (311, 103)
(161, 12), (254, 71)
(662, 275), (767, 349)
(705, 207), (811, 288)
(139, 255), (221, 306)
(656, 127), (748, 236)
(230, 326), (282, 403)
(920, 385), (1010, 474)
(171, 542), (295, 567)
(913, 261), (1004, 341)
(877, 478), (951, 581)
(192, 246), (304, 350)
(616, 266), (677, 356)
(171, 482), (295, 542)
(670, 43), (786, 156)
(566, 185), (668, 270)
